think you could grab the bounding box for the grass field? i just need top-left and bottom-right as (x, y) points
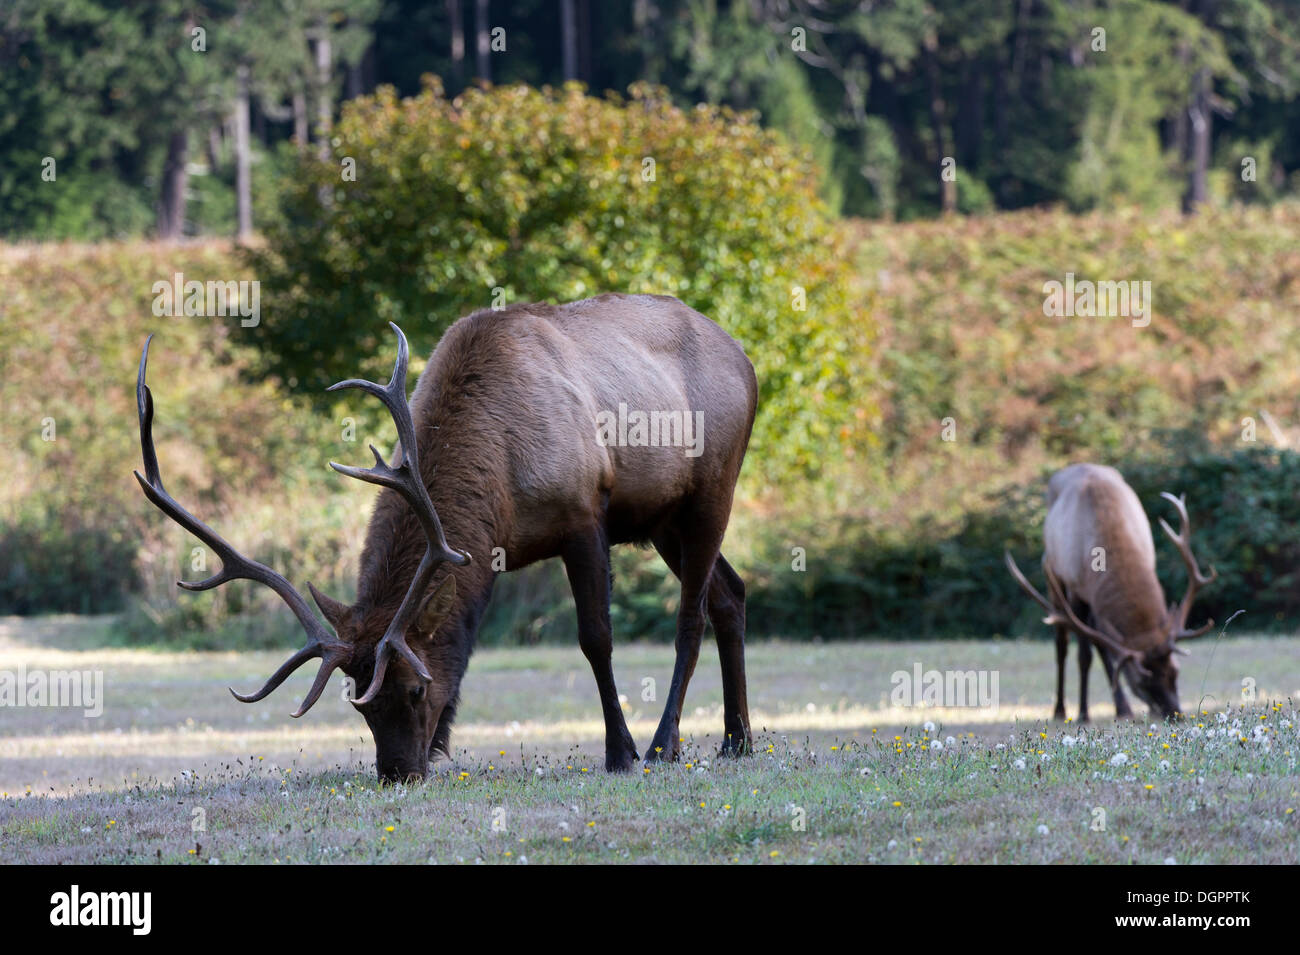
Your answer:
(1, 615), (1298, 864)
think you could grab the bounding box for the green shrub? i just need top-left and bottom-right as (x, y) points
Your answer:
(250, 79), (875, 483)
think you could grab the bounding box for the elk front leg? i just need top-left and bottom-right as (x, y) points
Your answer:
(1076, 634), (1093, 723)
(562, 526), (638, 772)
(1053, 625), (1069, 721)
(1097, 646), (1135, 719)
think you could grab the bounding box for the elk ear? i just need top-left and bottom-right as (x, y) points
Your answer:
(308, 582), (350, 631)
(417, 574), (457, 636)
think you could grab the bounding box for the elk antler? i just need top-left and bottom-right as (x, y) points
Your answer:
(1157, 491), (1217, 642)
(134, 336), (351, 716)
(1004, 551), (1147, 675)
(328, 323), (470, 705)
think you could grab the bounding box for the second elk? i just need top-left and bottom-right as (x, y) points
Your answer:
(1005, 463), (1217, 721)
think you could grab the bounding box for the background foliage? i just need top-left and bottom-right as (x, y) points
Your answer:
(251, 80), (873, 482)
(3, 1), (1299, 239)
(6, 201), (1300, 643)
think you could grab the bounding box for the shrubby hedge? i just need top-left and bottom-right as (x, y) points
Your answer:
(251, 79), (875, 482)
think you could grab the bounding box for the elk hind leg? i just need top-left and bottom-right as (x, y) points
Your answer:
(708, 554), (752, 756)
(645, 515), (724, 763)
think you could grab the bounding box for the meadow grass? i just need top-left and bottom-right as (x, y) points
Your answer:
(1, 615), (1297, 863)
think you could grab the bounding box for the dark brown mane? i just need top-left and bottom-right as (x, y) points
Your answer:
(356, 309), (516, 614)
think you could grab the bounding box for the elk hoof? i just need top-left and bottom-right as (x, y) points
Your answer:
(642, 738), (680, 764)
(719, 732), (753, 757)
(605, 743), (639, 773)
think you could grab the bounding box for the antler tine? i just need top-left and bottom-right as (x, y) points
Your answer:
(327, 323), (469, 706)
(1157, 491), (1218, 638)
(1041, 565), (1148, 676)
(134, 336), (350, 716)
(1004, 551), (1057, 618)
(327, 323), (469, 567)
(1006, 550), (1146, 674)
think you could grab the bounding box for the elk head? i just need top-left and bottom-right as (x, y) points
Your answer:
(134, 324), (469, 781)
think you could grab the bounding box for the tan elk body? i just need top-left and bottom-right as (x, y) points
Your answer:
(1006, 463), (1217, 720)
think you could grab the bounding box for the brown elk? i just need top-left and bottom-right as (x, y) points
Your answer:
(134, 293), (757, 781)
(1005, 463), (1217, 721)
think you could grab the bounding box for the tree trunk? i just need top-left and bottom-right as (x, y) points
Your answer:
(346, 60), (363, 100)
(634, 0), (658, 83)
(292, 89), (308, 150)
(448, 0), (464, 88)
(1169, 42), (1189, 161)
(475, 0), (491, 83)
(923, 33), (957, 215)
(1183, 67), (1210, 214)
(561, 0), (577, 81)
(315, 20), (333, 162)
(235, 63), (252, 241)
(158, 128), (189, 240)
(578, 0), (592, 84)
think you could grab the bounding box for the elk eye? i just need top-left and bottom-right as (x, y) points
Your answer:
(410, 685), (426, 704)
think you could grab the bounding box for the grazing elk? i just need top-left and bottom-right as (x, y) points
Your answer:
(1004, 463), (1217, 721)
(134, 293), (757, 781)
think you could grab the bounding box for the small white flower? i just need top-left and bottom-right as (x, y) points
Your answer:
(1036, 824), (1049, 836)
(1159, 760), (1170, 772)
(930, 740), (943, 751)
(1062, 735), (1077, 748)
(945, 736), (956, 746)
(1013, 758), (1027, 770)
(886, 839), (897, 850)
(996, 743), (1006, 751)
(1164, 856), (1177, 865)
(923, 721), (936, 733)
(1109, 752), (1129, 766)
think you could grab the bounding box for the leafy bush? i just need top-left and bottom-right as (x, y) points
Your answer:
(251, 79), (875, 482)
